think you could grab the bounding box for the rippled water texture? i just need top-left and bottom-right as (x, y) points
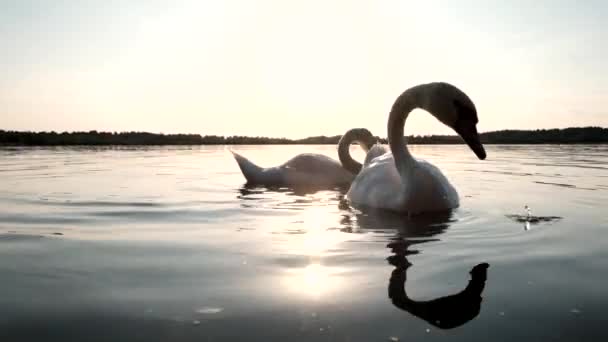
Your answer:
(1, 145), (607, 341)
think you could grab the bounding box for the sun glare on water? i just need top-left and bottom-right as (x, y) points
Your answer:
(283, 263), (344, 300)
(278, 205), (355, 299)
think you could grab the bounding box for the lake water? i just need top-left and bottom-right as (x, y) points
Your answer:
(1, 144), (607, 341)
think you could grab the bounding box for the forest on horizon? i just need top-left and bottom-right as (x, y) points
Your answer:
(0, 127), (606, 146)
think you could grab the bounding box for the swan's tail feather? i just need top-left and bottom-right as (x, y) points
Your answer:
(231, 151), (265, 183)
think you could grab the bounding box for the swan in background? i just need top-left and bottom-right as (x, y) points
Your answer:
(232, 128), (377, 187)
(347, 82), (486, 214)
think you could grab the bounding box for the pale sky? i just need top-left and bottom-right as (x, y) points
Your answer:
(1, 0), (606, 138)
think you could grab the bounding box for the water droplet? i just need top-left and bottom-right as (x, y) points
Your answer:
(196, 307), (224, 314)
(426, 328), (430, 333)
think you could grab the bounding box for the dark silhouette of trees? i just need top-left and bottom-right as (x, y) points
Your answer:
(0, 127), (606, 146)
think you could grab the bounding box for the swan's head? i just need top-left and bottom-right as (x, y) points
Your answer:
(341, 128), (378, 151)
(420, 83), (486, 160)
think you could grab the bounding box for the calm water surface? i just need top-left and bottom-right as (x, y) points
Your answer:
(1, 145), (607, 341)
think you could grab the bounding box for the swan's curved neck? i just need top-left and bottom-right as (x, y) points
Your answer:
(338, 131), (371, 174)
(388, 87), (422, 177)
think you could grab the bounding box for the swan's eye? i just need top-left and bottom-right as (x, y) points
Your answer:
(453, 99), (478, 124)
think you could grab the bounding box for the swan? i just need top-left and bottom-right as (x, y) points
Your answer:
(231, 128), (378, 187)
(347, 82), (487, 214)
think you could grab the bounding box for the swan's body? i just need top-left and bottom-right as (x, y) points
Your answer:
(347, 82), (486, 214)
(232, 152), (355, 186)
(232, 128), (377, 187)
(348, 150), (459, 212)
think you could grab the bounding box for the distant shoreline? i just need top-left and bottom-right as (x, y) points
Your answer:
(1, 127), (606, 146)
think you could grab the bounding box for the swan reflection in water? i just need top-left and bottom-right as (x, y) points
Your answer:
(387, 238), (489, 329)
(341, 203), (490, 330)
(237, 186), (490, 329)
(237, 183), (350, 198)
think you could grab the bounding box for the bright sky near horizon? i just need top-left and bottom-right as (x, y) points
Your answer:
(1, 0), (607, 138)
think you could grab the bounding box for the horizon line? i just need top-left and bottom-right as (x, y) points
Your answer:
(1, 125), (606, 140)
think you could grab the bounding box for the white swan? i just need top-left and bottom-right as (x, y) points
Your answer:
(347, 82), (486, 214)
(231, 128), (377, 187)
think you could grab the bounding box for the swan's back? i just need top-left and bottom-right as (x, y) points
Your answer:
(283, 153), (342, 173)
(282, 153), (354, 185)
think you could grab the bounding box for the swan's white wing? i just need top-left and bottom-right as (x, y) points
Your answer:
(414, 159), (459, 209)
(363, 144), (389, 166)
(347, 153), (405, 211)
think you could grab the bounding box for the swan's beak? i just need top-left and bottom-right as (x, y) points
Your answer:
(454, 121), (486, 160)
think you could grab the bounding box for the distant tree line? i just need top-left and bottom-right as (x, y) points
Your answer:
(394, 127), (608, 145)
(0, 127), (606, 146)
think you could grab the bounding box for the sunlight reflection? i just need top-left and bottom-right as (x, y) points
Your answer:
(283, 263), (343, 300)
(279, 206), (355, 300)
(284, 206), (359, 256)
